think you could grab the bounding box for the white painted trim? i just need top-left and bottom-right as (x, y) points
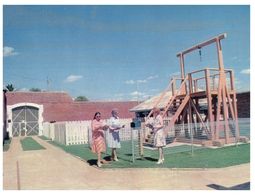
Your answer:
(7, 103), (44, 137)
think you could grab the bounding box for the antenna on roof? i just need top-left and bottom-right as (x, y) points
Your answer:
(47, 76), (51, 91)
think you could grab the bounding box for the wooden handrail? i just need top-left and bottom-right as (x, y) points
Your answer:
(146, 79), (174, 119)
(162, 75), (189, 117)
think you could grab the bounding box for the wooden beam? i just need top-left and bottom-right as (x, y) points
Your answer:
(190, 99), (211, 137)
(177, 33), (226, 57)
(166, 95), (190, 128)
(225, 85), (235, 119)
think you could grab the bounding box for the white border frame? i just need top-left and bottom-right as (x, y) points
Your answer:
(6, 103), (44, 137)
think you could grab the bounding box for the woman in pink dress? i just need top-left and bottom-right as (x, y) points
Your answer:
(91, 112), (108, 167)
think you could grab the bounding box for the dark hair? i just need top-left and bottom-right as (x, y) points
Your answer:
(93, 112), (101, 119)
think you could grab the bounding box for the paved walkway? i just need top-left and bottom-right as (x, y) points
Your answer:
(3, 137), (250, 190)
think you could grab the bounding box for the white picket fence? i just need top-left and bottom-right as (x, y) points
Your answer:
(42, 118), (133, 145)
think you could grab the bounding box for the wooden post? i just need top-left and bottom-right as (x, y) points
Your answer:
(188, 73), (193, 94)
(222, 81), (230, 143)
(215, 76), (222, 140)
(188, 100), (194, 155)
(140, 123), (144, 157)
(179, 53), (185, 80)
(179, 53), (187, 95)
(230, 71), (240, 140)
(172, 78), (176, 96)
(216, 38), (230, 143)
(205, 69), (214, 140)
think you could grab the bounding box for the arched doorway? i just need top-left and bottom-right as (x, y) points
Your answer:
(7, 103), (44, 137)
(12, 106), (39, 136)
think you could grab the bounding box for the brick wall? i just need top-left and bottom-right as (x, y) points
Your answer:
(236, 92), (250, 118)
(5, 91), (138, 122)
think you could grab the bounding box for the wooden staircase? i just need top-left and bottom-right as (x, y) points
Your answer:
(144, 76), (192, 145)
(144, 74), (215, 146)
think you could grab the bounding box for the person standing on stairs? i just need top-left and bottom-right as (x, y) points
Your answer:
(146, 107), (166, 164)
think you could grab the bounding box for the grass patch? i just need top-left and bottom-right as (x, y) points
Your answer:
(48, 140), (250, 169)
(48, 141), (95, 160)
(38, 135), (52, 141)
(20, 137), (46, 151)
(3, 138), (12, 152)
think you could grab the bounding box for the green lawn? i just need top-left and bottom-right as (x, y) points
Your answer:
(20, 137), (46, 151)
(3, 138), (12, 152)
(38, 135), (52, 141)
(48, 139), (250, 169)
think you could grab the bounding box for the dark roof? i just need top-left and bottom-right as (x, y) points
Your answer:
(6, 92), (138, 121)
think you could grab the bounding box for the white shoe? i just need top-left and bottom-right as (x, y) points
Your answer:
(156, 160), (163, 164)
(114, 157), (119, 161)
(97, 161), (102, 167)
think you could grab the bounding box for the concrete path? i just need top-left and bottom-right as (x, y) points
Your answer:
(3, 137), (250, 190)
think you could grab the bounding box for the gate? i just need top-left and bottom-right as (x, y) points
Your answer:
(12, 106), (39, 137)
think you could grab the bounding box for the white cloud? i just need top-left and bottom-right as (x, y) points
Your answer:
(125, 75), (158, 85)
(142, 94), (152, 99)
(170, 72), (181, 77)
(137, 79), (147, 83)
(19, 88), (29, 91)
(114, 93), (124, 97)
(146, 75), (158, 80)
(129, 91), (152, 101)
(3, 46), (19, 57)
(64, 75), (83, 83)
(240, 69), (250, 74)
(105, 97), (124, 101)
(130, 91), (144, 96)
(125, 80), (135, 85)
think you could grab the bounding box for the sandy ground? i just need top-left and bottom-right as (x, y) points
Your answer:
(3, 137), (250, 190)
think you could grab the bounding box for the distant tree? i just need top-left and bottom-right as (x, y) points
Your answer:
(5, 84), (15, 91)
(75, 96), (89, 101)
(29, 88), (41, 92)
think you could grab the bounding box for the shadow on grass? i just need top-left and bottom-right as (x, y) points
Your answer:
(87, 155), (112, 166)
(103, 155), (112, 161)
(3, 138), (12, 152)
(87, 159), (97, 166)
(143, 156), (158, 162)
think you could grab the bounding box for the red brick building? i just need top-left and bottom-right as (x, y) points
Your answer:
(4, 91), (138, 137)
(236, 92), (250, 118)
(3, 91), (249, 138)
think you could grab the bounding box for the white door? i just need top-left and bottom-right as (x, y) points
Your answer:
(12, 106), (39, 136)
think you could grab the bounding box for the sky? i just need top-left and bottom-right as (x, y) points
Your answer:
(3, 5), (250, 101)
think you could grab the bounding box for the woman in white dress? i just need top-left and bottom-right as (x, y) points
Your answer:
(146, 107), (166, 164)
(108, 109), (125, 161)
